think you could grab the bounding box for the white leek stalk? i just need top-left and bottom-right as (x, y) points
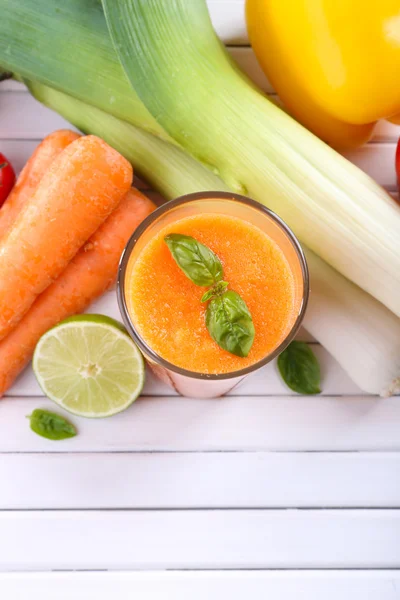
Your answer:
(28, 81), (400, 396)
(304, 251), (400, 396)
(102, 0), (400, 318)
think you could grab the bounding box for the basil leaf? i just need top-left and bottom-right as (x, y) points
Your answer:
(164, 234), (223, 286)
(277, 341), (321, 394)
(206, 290), (255, 357)
(201, 288), (216, 303)
(201, 280), (229, 303)
(28, 409), (77, 440)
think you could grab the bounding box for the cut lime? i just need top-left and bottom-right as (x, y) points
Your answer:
(33, 315), (145, 418)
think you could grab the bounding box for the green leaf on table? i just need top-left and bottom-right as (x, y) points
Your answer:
(206, 290), (255, 357)
(164, 233), (223, 287)
(28, 409), (77, 440)
(277, 341), (321, 394)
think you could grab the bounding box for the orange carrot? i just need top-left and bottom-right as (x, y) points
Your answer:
(0, 188), (155, 396)
(0, 130), (80, 240)
(0, 135), (132, 341)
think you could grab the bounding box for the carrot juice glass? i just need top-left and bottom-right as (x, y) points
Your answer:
(117, 192), (309, 398)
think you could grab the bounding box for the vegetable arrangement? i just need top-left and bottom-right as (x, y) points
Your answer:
(0, 0), (398, 420)
(100, 0), (400, 321)
(3, 83), (400, 396)
(0, 125), (154, 429)
(1, 0), (400, 316)
(0, 126), (158, 397)
(0, 185), (155, 396)
(20, 95), (400, 394)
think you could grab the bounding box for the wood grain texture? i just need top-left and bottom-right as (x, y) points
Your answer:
(6, 339), (359, 397)
(2, 571), (400, 600)
(0, 92), (77, 139)
(0, 510), (399, 570)
(1, 453), (399, 509)
(208, 0), (247, 44)
(1, 396), (399, 452)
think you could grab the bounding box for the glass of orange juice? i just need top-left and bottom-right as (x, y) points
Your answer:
(117, 192), (309, 398)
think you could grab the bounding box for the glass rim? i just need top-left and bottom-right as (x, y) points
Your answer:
(117, 191), (310, 381)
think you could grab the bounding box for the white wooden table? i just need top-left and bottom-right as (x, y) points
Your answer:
(1, 2), (399, 597)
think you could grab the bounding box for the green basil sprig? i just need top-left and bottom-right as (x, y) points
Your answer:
(28, 409), (77, 440)
(277, 341), (321, 394)
(165, 234), (255, 357)
(206, 290), (255, 358)
(164, 233), (223, 286)
(201, 280), (229, 303)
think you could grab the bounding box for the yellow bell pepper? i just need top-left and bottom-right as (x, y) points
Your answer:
(246, 0), (400, 149)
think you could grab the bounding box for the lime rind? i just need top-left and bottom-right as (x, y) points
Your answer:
(33, 315), (145, 418)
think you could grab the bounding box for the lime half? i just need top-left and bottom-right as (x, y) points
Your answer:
(33, 315), (145, 418)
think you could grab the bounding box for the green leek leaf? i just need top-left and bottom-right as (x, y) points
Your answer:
(0, 0), (169, 140)
(26, 80), (225, 199)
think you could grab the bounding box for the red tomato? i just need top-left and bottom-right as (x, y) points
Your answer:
(0, 153), (16, 207)
(396, 138), (400, 192)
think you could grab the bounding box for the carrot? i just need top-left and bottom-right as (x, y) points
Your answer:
(0, 188), (155, 396)
(0, 130), (80, 240)
(0, 135), (132, 341)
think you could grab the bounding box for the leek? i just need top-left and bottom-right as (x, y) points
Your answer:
(304, 251), (400, 396)
(102, 0), (400, 318)
(27, 81), (400, 395)
(0, 0), (169, 140)
(26, 80), (224, 199)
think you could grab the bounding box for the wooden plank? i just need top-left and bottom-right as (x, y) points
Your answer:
(0, 140), (39, 175)
(228, 47), (274, 91)
(1, 453), (399, 509)
(5, 338), (344, 398)
(0, 396), (398, 452)
(366, 121), (400, 144)
(2, 571), (400, 600)
(0, 92), (74, 138)
(232, 344), (360, 396)
(0, 510), (399, 570)
(8, 340), (359, 397)
(208, 0), (247, 45)
(343, 143), (398, 190)
(0, 79), (23, 92)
